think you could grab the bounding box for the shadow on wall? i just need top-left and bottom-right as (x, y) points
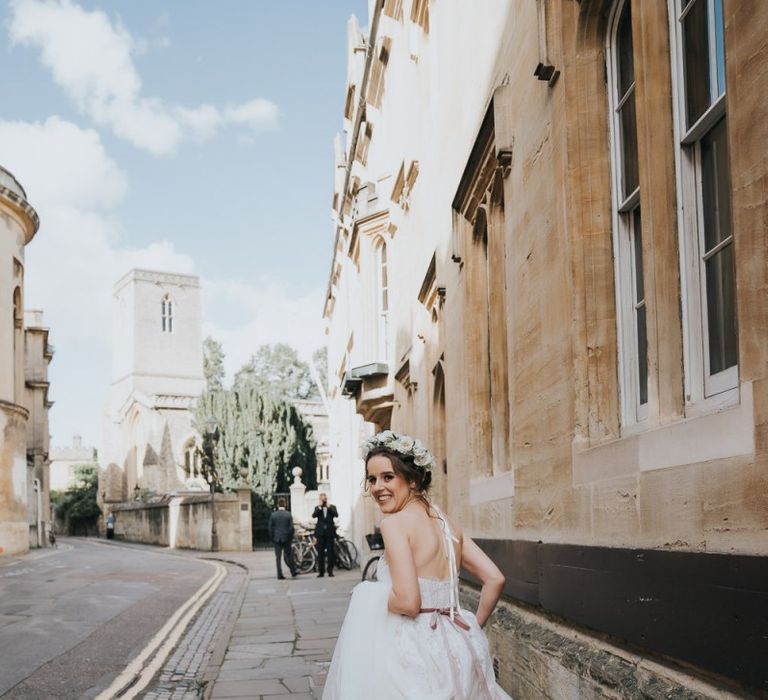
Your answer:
(251, 492), (272, 547)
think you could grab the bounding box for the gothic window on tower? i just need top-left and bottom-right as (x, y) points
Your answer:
(161, 295), (173, 333)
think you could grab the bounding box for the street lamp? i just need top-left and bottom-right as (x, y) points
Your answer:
(203, 414), (220, 552)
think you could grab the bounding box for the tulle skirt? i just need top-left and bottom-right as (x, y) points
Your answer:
(322, 581), (511, 700)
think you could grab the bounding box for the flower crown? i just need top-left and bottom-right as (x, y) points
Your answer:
(361, 430), (436, 472)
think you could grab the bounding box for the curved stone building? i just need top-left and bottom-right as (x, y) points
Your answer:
(0, 166), (39, 556)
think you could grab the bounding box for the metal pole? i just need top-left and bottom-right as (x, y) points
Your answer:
(210, 479), (219, 552)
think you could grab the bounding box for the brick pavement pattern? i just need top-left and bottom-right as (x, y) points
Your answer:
(144, 563), (247, 700)
(209, 550), (357, 700)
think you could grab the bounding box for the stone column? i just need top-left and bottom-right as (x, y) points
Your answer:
(289, 467), (309, 523)
(237, 486), (252, 552)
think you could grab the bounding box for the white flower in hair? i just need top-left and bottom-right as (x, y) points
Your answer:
(361, 430), (435, 472)
(391, 435), (415, 452)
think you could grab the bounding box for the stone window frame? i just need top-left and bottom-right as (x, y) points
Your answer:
(161, 293), (174, 334)
(607, 0), (649, 427)
(183, 438), (200, 478)
(452, 103), (513, 489)
(374, 236), (389, 364)
(668, 0), (738, 409)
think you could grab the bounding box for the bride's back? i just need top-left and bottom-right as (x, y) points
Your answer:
(393, 503), (461, 580)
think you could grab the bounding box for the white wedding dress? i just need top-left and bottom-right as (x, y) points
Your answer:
(323, 511), (511, 699)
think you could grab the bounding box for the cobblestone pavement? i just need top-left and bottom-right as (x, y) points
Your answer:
(206, 550), (358, 700)
(143, 561), (247, 700)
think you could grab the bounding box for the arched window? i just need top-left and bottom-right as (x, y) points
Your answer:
(184, 440), (199, 478)
(161, 295), (173, 333)
(608, 0), (647, 424)
(375, 239), (389, 361)
(670, 0), (736, 401)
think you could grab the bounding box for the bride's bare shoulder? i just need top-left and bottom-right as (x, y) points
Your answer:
(433, 508), (463, 541)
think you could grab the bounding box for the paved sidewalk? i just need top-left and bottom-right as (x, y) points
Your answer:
(206, 551), (358, 699)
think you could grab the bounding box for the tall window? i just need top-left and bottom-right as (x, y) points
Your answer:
(161, 295), (173, 333)
(184, 441), (199, 478)
(672, 0), (736, 399)
(609, 0), (647, 423)
(375, 240), (389, 361)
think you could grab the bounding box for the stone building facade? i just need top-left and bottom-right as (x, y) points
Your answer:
(324, 1), (767, 696)
(23, 310), (53, 548)
(0, 166), (40, 556)
(49, 435), (98, 492)
(100, 269), (206, 512)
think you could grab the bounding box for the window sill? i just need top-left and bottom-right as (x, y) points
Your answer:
(573, 382), (754, 485)
(470, 470), (515, 505)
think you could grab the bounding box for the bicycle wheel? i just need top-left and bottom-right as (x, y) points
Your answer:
(362, 555), (380, 581)
(293, 541), (316, 574)
(340, 538), (359, 568)
(334, 538), (352, 570)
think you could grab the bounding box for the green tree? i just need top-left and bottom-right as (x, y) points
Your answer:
(203, 336), (226, 391)
(312, 346), (328, 394)
(51, 464), (101, 535)
(233, 343), (315, 402)
(195, 385), (317, 499)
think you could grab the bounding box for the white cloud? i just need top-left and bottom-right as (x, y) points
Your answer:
(0, 116), (320, 447)
(224, 99), (280, 131)
(0, 117), (126, 209)
(202, 280), (325, 383)
(8, 0), (278, 155)
(0, 117), (194, 339)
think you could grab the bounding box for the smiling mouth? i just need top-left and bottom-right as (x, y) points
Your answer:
(375, 494), (392, 503)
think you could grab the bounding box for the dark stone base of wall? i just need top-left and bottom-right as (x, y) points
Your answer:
(460, 586), (756, 699)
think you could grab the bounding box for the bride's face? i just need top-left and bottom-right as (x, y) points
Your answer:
(366, 454), (414, 514)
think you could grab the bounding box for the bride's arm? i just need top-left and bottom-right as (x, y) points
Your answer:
(380, 517), (421, 617)
(460, 536), (505, 627)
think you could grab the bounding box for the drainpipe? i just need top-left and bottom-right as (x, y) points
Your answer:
(33, 478), (43, 547)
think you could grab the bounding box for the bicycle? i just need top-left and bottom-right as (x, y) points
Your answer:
(362, 532), (384, 581)
(291, 529), (359, 573)
(334, 535), (359, 570)
(291, 529), (317, 574)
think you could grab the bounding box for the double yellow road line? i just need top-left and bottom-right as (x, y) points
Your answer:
(96, 559), (227, 700)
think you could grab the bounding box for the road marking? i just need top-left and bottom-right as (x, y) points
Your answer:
(95, 558), (226, 700)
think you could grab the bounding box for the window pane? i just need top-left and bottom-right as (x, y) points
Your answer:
(683, 0), (711, 127)
(636, 303), (648, 405)
(617, 0), (634, 97)
(620, 92), (639, 198)
(168, 317), (173, 333)
(701, 117), (732, 252)
(632, 208), (644, 302)
(705, 243), (737, 373)
(714, 0), (725, 96)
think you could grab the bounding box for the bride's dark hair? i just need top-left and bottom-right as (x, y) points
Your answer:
(364, 447), (433, 507)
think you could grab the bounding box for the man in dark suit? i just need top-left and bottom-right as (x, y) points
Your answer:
(268, 498), (297, 579)
(312, 492), (338, 577)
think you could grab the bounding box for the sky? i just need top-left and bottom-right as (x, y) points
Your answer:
(1, 0), (368, 450)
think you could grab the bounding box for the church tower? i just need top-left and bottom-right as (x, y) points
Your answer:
(102, 270), (205, 502)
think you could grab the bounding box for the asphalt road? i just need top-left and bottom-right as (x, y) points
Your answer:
(0, 538), (213, 699)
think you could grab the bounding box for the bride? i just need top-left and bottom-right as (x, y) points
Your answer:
(323, 431), (511, 699)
